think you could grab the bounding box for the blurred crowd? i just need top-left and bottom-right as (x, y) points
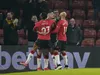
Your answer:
(0, 0), (49, 45)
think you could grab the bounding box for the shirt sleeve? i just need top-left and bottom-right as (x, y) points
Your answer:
(33, 22), (40, 31)
(78, 27), (83, 43)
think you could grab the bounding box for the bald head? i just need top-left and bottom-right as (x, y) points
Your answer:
(69, 18), (76, 26)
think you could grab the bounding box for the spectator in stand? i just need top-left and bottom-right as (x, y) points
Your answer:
(22, 0), (37, 38)
(36, 0), (49, 19)
(67, 18), (82, 46)
(3, 12), (19, 45)
(53, 10), (60, 22)
(23, 0), (36, 21)
(28, 15), (38, 42)
(92, 0), (100, 20)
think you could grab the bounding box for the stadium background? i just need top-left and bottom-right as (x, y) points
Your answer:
(0, 0), (100, 46)
(0, 0), (100, 75)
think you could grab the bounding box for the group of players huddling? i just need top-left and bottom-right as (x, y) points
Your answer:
(20, 11), (69, 71)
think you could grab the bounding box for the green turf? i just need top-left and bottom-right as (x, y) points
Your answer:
(1, 68), (100, 75)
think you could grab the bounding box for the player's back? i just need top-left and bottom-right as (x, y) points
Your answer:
(57, 20), (68, 41)
(34, 19), (54, 40)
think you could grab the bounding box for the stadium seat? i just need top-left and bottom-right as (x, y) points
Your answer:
(73, 0), (84, 1)
(84, 29), (96, 38)
(98, 12), (100, 19)
(83, 20), (96, 28)
(66, 10), (71, 19)
(54, 1), (68, 9)
(0, 29), (3, 37)
(0, 37), (4, 45)
(72, 9), (86, 19)
(48, 0), (54, 9)
(96, 20), (100, 29)
(81, 38), (95, 47)
(0, 10), (7, 14)
(61, 0), (68, 1)
(97, 30), (100, 38)
(72, 0), (84, 1)
(18, 38), (23, 45)
(22, 39), (28, 45)
(72, 1), (85, 9)
(87, 1), (93, 9)
(87, 9), (94, 19)
(75, 19), (84, 26)
(18, 38), (28, 45)
(96, 39), (100, 46)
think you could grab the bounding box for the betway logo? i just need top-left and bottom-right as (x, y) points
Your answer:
(0, 49), (90, 70)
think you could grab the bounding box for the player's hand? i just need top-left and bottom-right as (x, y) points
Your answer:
(76, 42), (80, 46)
(13, 18), (18, 26)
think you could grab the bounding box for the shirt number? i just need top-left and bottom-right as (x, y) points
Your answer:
(41, 26), (50, 34)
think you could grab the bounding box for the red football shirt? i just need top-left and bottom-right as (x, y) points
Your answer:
(52, 20), (68, 41)
(34, 19), (55, 40)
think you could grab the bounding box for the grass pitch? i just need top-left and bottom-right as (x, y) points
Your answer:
(1, 68), (100, 75)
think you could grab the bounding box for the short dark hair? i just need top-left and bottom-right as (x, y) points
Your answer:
(40, 12), (47, 19)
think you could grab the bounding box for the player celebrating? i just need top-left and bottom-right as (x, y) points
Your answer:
(51, 10), (61, 68)
(52, 12), (69, 70)
(36, 12), (56, 70)
(20, 12), (55, 70)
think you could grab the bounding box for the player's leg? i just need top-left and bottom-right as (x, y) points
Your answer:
(44, 40), (52, 70)
(25, 43), (38, 64)
(42, 40), (53, 70)
(50, 40), (57, 68)
(61, 51), (68, 68)
(37, 49), (42, 71)
(61, 41), (68, 68)
(36, 40), (46, 70)
(51, 51), (57, 69)
(54, 50), (62, 70)
(44, 52), (49, 70)
(20, 40), (39, 66)
(54, 41), (62, 70)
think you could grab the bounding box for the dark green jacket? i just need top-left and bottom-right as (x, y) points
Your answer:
(67, 24), (82, 45)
